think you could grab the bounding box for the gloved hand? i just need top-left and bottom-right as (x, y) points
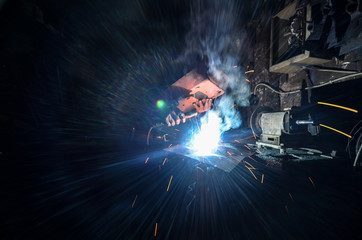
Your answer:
(193, 98), (213, 113)
(165, 99), (213, 126)
(166, 111), (186, 126)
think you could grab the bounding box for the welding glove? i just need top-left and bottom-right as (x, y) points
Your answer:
(193, 98), (213, 113)
(166, 111), (186, 126)
(165, 99), (213, 126)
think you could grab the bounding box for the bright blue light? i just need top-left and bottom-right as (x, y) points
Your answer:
(189, 111), (221, 156)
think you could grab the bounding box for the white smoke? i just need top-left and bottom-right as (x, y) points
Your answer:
(186, 0), (250, 134)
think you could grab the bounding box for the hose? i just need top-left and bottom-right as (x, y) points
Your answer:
(353, 144), (362, 167)
(304, 72), (362, 90)
(253, 83), (300, 95)
(253, 72), (362, 95)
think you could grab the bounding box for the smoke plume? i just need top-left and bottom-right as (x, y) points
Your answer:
(185, 0), (250, 133)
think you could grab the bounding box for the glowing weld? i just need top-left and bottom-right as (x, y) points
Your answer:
(189, 111), (222, 156)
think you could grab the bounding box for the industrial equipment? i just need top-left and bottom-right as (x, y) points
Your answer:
(250, 106), (318, 153)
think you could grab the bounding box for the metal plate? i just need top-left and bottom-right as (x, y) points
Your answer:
(171, 70), (224, 112)
(164, 143), (243, 172)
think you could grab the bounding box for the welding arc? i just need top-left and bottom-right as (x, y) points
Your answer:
(317, 102), (358, 113)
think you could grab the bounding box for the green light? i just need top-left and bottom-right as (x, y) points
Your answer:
(156, 100), (166, 109)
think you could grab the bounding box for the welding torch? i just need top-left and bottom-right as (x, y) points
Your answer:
(147, 112), (198, 146)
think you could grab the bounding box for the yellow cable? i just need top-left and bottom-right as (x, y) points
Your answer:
(320, 124), (352, 138)
(318, 102), (358, 113)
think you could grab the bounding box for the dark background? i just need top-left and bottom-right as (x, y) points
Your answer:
(1, 0), (362, 239)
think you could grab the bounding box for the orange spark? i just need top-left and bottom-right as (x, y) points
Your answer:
(289, 193), (294, 201)
(234, 140), (241, 143)
(252, 130), (256, 139)
(162, 158), (168, 166)
(244, 144), (251, 150)
(131, 194), (138, 208)
(174, 129), (180, 131)
(246, 167), (257, 180)
(154, 222), (158, 237)
(227, 151), (232, 156)
(248, 156), (257, 162)
(245, 79), (250, 82)
(261, 174), (264, 183)
(168, 144), (172, 148)
(308, 177), (315, 188)
(257, 149), (262, 154)
(230, 104), (236, 109)
(244, 161), (256, 169)
(145, 157), (149, 164)
(233, 65), (238, 68)
(245, 70), (255, 74)
(167, 175), (173, 191)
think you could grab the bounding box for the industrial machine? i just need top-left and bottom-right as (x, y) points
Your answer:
(250, 106), (317, 154)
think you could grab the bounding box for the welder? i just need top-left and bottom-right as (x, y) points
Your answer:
(164, 55), (226, 127)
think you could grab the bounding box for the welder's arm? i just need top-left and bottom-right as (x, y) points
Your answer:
(165, 99), (213, 126)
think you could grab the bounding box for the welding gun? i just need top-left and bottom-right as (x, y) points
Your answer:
(147, 112), (198, 146)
